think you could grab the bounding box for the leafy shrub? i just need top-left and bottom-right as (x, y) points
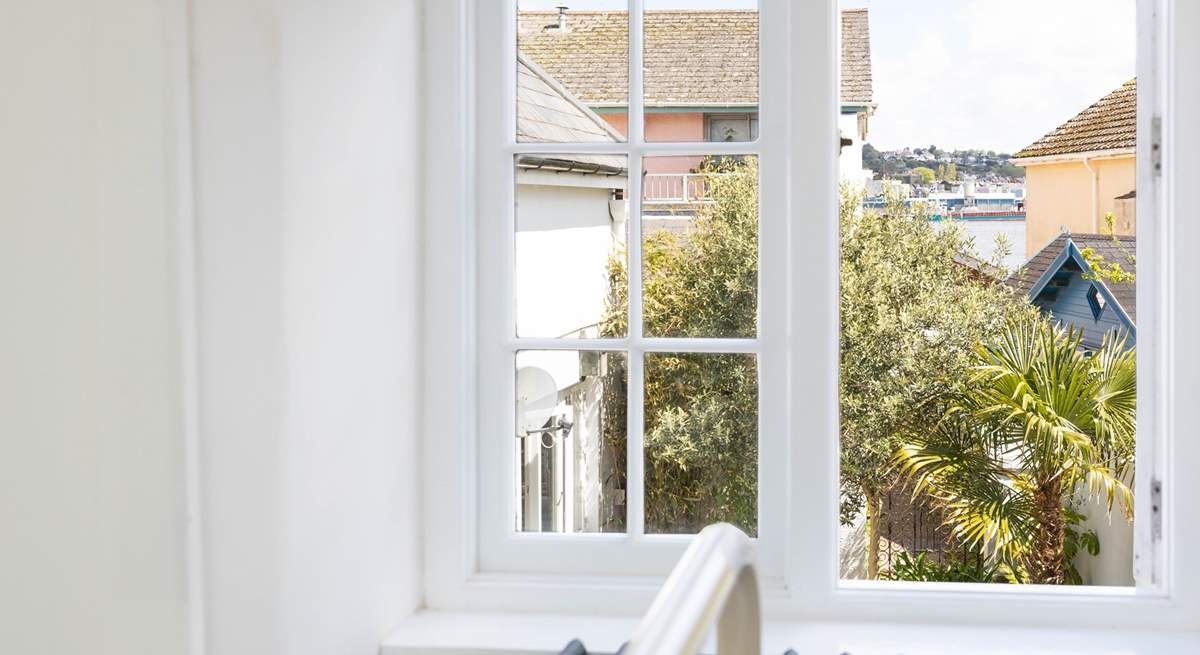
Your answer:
(1063, 507), (1102, 585)
(880, 551), (1007, 584)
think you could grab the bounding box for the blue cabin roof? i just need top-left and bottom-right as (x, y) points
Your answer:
(1008, 233), (1137, 350)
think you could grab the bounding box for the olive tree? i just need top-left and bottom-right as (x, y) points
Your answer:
(838, 190), (1037, 577)
(599, 158), (759, 534)
(599, 167), (1034, 571)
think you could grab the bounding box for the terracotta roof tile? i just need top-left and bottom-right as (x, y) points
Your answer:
(1014, 79), (1136, 159)
(840, 9), (873, 106)
(517, 9), (872, 107)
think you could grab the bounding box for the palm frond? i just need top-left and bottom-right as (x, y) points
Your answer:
(892, 316), (1137, 581)
(1079, 463), (1136, 519)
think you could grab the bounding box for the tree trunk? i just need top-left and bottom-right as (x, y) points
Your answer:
(1028, 479), (1066, 584)
(865, 492), (883, 579)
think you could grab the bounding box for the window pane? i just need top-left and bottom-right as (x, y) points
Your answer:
(517, 1), (629, 143)
(644, 1), (759, 143)
(642, 155), (757, 338)
(706, 114), (759, 143)
(837, 1), (1137, 585)
(516, 350), (628, 533)
(515, 154), (629, 338)
(644, 352), (757, 536)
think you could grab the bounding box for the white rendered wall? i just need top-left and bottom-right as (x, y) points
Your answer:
(190, 0), (424, 653)
(515, 183), (623, 342)
(0, 1), (189, 653)
(1077, 497), (1136, 586)
(839, 112), (870, 188)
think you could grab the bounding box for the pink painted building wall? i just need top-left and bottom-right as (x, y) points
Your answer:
(600, 111), (705, 173)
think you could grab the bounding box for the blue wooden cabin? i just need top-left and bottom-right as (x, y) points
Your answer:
(1008, 232), (1136, 351)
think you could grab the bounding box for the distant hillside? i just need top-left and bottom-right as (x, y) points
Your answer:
(863, 144), (1025, 181)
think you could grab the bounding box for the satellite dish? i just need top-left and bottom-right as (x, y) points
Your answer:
(516, 366), (559, 433)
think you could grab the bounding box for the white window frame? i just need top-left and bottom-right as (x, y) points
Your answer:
(704, 112), (760, 143)
(421, 0), (1200, 631)
(477, 0), (787, 580)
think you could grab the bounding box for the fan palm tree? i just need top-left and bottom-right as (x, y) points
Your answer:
(894, 317), (1136, 584)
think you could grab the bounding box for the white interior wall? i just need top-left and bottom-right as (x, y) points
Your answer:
(190, 1), (424, 653)
(0, 2), (189, 652)
(1, 1), (425, 653)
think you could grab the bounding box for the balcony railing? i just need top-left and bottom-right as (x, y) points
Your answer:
(643, 172), (730, 204)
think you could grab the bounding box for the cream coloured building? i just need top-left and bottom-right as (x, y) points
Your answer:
(1014, 79), (1136, 255)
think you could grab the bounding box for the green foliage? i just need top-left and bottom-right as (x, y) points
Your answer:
(641, 158), (758, 339)
(880, 551), (1006, 583)
(910, 166), (936, 184)
(600, 158), (760, 534)
(893, 318), (1135, 583)
(642, 353), (758, 534)
(839, 189), (1037, 526)
(862, 142), (883, 170)
(1081, 213), (1136, 284)
(1063, 507), (1102, 585)
(598, 161), (1064, 568)
(995, 162), (1026, 179)
(935, 163), (958, 182)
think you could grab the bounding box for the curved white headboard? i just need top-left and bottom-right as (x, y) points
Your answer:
(623, 523), (761, 655)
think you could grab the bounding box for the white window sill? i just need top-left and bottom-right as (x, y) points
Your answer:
(382, 610), (1200, 655)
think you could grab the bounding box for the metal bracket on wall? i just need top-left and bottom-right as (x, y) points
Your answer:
(1151, 477), (1163, 542)
(1152, 116), (1163, 177)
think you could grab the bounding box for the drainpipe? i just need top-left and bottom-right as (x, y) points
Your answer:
(1082, 156), (1098, 232)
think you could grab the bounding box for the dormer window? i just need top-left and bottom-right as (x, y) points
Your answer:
(1088, 284), (1107, 320)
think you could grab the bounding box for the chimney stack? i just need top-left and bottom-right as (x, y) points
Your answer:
(557, 5), (568, 30)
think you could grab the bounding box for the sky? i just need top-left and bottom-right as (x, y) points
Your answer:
(845, 0), (1135, 152)
(520, 0), (1136, 152)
